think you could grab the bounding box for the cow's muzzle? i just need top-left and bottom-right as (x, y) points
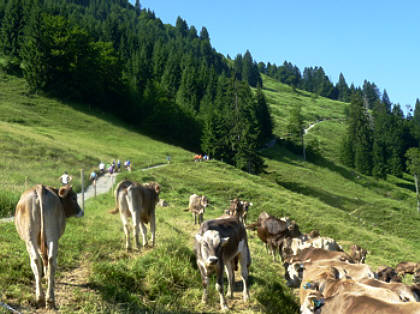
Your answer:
(206, 256), (218, 266)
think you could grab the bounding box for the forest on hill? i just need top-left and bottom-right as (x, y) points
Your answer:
(1, 0), (420, 183)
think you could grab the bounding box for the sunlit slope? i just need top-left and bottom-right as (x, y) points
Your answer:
(261, 74), (347, 138)
(0, 74), (191, 216)
(260, 75), (420, 267)
(1, 160), (418, 312)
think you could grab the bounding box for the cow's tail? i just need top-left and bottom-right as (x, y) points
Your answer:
(109, 180), (131, 214)
(36, 185), (48, 268)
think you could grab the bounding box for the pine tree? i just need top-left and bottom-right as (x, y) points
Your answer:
(382, 89), (392, 112)
(0, 0), (25, 56)
(406, 147), (420, 213)
(254, 85), (273, 144)
(336, 73), (350, 102)
(411, 99), (420, 141)
(287, 104), (306, 160)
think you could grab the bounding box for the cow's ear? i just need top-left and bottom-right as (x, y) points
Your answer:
(221, 237), (230, 247)
(195, 234), (203, 243)
(154, 183), (160, 194)
(59, 186), (71, 198)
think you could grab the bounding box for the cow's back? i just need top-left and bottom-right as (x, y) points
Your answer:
(139, 185), (158, 223)
(15, 186), (65, 244)
(200, 218), (248, 261)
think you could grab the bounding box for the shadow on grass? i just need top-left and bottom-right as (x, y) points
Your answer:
(252, 276), (299, 314)
(396, 181), (416, 193)
(276, 180), (365, 211)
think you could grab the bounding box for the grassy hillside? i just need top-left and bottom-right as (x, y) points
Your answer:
(259, 76), (420, 267)
(0, 73), (419, 313)
(0, 74), (192, 217)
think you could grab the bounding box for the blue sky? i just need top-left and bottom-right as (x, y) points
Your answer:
(138, 1), (419, 112)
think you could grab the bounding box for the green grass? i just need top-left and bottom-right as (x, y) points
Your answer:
(0, 74), (191, 216)
(1, 72), (419, 313)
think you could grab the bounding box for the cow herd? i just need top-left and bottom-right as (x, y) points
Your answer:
(12, 181), (420, 312)
(246, 211), (420, 313)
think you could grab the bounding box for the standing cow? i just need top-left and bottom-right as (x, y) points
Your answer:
(194, 217), (251, 311)
(188, 194), (208, 224)
(110, 180), (160, 250)
(15, 184), (83, 309)
(226, 198), (253, 224)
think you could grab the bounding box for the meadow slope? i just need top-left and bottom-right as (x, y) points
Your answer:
(0, 73), (419, 313)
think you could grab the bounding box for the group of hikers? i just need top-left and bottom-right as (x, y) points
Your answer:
(193, 154), (210, 162)
(58, 159), (132, 187)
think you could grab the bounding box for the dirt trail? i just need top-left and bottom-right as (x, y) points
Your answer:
(0, 163), (168, 224)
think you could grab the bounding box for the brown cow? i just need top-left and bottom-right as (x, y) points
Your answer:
(110, 180), (160, 250)
(15, 185), (83, 308)
(283, 247), (354, 287)
(376, 265), (402, 282)
(247, 212), (290, 261)
(226, 198), (252, 224)
(188, 194), (208, 224)
(349, 244), (368, 263)
(194, 217), (251, 311)
(303, 291), (420, 314)
(359, 278), (420, 302)
(396, 261), (420, 276)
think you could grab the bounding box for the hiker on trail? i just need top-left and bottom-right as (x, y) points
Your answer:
(108, 164), (114, 174)
(89, 171), (97, 185)
(124, 160), (131, 172)
(117, 159), (121, 171)
(99, 161), (105, 174)
(58, 171), (72, 186)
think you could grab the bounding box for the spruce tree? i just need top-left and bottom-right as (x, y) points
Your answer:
(406, 147), (420, 213)
(0, 0), (25, 56)
(287, 104), (305, 160)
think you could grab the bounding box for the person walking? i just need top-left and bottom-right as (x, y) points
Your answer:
(99, 161), (105, 174)
(89, 170), (97, 185)
(58, 171), (72, 186)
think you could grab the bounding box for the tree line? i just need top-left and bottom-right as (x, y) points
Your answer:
(0, 0), (272, 173)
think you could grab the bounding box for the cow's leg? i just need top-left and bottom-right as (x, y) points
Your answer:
(140, 221), (148, 247)
(120, 213), (131, 250)
(224, 261), (234, 299)
(132, 211), (141, 250)
(150, 212), (156, 247)
(199, 266), (209, 304)
(239, 251), (250, 303)
(46, 240), (58, 309)
(26, 242), (44, 307)
(215, 264), (228, 311)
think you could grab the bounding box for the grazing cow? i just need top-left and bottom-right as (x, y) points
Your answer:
(376, 265), (402, 282)
(15, 185), (83, 308)
(194, 217), (251, 311)
(283, 247), (354, 287)
(303, 291), (420, 314)
(188, 194), (208, 224)
(248, 213), (290, 261)
(359, 278), (420, 302)
(396, 261), (420, 276)
(281, 236), (343, 259)
(349, 244), (368, 263)
(287, 257), (373, 289)
(110, 180), (160, 250)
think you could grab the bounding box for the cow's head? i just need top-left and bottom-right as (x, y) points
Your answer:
(300, 291), (324, 314)
(200, 195), (208, 209)
(195, 230), (229, 270)
(307, 229), (320, 239)
(283, 260), (304, 288)
(287, 220), (302, 237)
(350, 244), (368, 263)
(58, 185), (83, 218)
